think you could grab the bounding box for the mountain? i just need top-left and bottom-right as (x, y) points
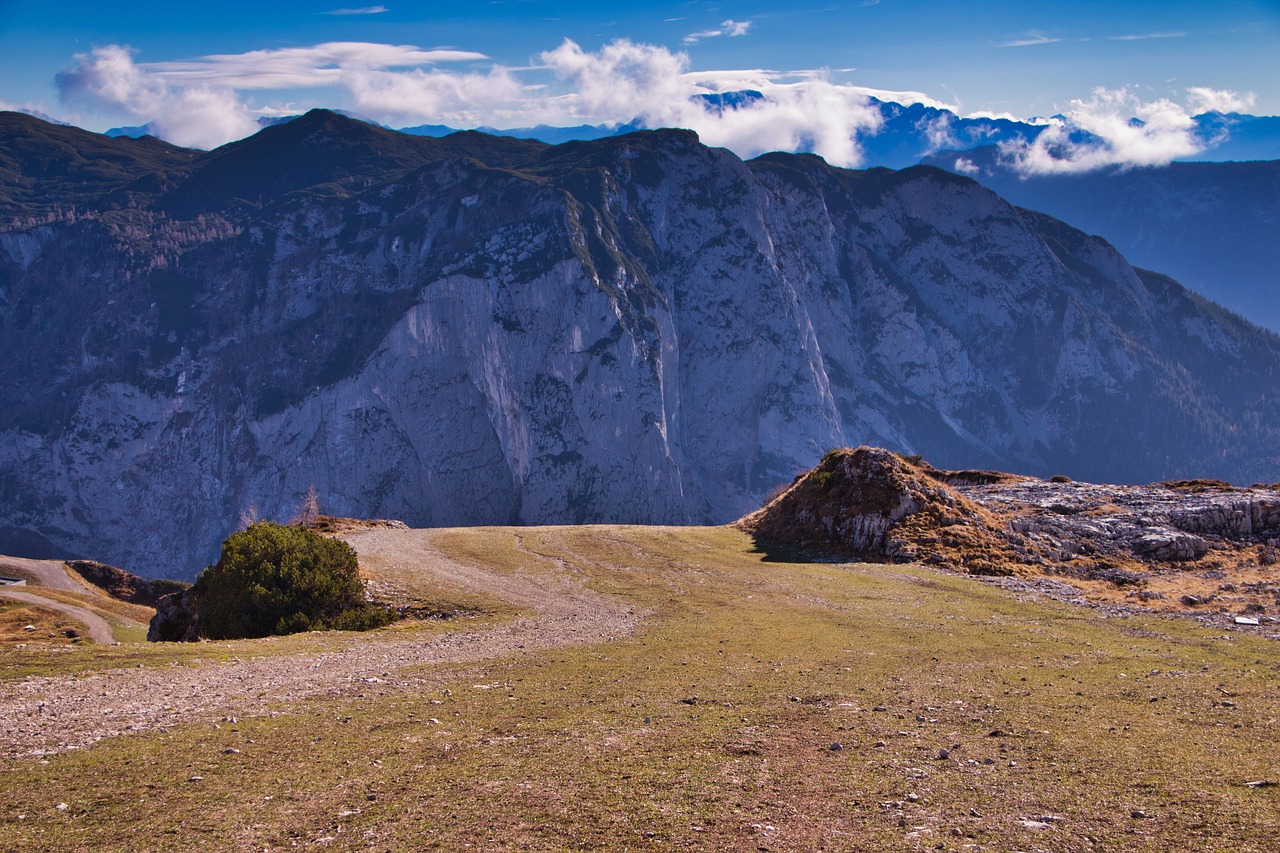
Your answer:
(1, 109), (1278, 578)
(923, 147), (1280, 332)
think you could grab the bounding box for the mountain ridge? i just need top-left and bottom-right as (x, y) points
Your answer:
(1, 109), (1277, 578)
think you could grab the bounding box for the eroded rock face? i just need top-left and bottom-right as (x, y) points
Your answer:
(2, 111), (1278, 578)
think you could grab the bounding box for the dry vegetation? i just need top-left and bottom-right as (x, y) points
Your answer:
(1, 524), (1278, 850)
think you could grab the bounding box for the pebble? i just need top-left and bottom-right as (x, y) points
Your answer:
(223, 748), (240, 754)
(54, 802), (69, 811)
(829, 742), (843, 751)
(1130, 809), (1149, 819)
(188, 776), (203, 783)
(936, 748), (951, 760)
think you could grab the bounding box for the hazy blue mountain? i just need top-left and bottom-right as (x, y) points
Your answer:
(923, 146), (1280, 332)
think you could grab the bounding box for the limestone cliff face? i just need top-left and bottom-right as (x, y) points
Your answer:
(1, 111), (1277, 578)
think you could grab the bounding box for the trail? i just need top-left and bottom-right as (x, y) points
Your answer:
(0, 557), (85, 592)
(0, 528), (641, 758)
(0, 588), (117, 644)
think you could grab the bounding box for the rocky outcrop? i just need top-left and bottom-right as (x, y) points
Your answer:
(66, 560), (189, 606)
(741, 447), (1280, 613)
(2, 110), (1278, 579)
(146, 588), (200, 642)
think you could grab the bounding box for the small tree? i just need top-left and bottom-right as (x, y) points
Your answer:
(293, 485), (321, 526)
(189, 521), (393, 639)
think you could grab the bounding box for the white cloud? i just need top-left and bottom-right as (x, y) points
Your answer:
(684, 19), (753, 45)
(1001, 32), (1062, 48)
(540, 41), (882, 167)
(344, 66), (522, 126)
(324, 5), (389, 14)
(1186, 86), (1256, 115)
(54, 42), (502, 146)
(1109, 32), (1185, 41)
(55, 45), (258, 149)
(998, 87), (1206, 175)
(144, 43), (487, 89)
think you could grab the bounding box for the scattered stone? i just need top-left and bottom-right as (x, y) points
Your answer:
(906, 793), (920, 803)
(188, 776), (203, 783)
(873, 705), (888, 712)
(936, 748), (951, 760)
(1020, 820), (1053, 830)
(54, 802), (68, 811)
(874, 740), (887, 748)
(1130, 809), (1149, 819)
(678, 697), (697, 705)
(223, 748), (240, 754)
(1234, 616), (1260, 626)
(829, 742), (843, 751)
(1244, 780), (1275, 789)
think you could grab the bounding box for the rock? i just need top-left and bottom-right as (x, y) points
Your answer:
(829, 742), (843, 751)
(1234, 616), (1260, 625)
(936, 748), (951, 760)
(147, 588), (200, 642)
(1134, 532), (1210, 562)
(54, 803), (69, 811)
(1130, 809), (1149, 819)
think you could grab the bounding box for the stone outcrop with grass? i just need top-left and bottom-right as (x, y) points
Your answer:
(740, 447), (1280, 613)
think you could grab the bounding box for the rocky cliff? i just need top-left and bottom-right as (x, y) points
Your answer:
(1, 110), (1277, 578)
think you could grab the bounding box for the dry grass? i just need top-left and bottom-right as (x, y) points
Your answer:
(0, 600), (89, 644)
(2, 524), (1279, 851)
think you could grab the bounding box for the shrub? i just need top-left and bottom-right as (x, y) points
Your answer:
(188, 521), (393, 639)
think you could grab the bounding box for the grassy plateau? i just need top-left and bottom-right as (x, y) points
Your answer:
(1, 524), (1278, 851)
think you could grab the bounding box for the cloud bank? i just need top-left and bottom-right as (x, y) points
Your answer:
(49, 38), (1256, 173)
(998, 87), (1215, 175)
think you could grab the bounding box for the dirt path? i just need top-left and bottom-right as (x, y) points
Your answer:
(0, 588), (117, 644)
(0, 528), (641, 758)
(0, 557), (85, 592)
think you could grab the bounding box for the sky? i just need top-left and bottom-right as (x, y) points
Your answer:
(1, 0), (1277, 169)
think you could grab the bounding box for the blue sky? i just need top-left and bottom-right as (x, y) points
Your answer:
(1, 0), (1276, 163)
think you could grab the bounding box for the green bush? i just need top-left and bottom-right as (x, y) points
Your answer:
(189, 521), (394, 639)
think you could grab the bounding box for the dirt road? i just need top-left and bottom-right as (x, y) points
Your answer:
(0, 557), (85, 592)
(0, 528), (640, 758)
(0, 588), (117, 644)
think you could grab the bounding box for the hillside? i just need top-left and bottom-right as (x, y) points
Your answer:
(1, 110), (1279, 579)
(924, 148), (1280, 332)
(2, 524), (1279, 849)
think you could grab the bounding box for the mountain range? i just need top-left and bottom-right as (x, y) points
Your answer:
(101, 95), (1280, 333)
(1, 108), (1278, 579)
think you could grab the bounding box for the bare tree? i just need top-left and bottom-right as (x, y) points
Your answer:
(293, 485), (321, 527)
